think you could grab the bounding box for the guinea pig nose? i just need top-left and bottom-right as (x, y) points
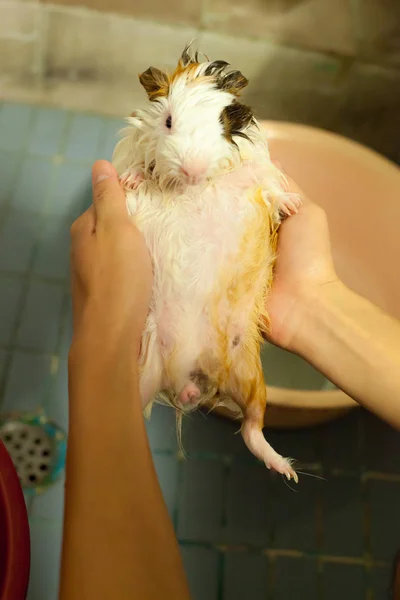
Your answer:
(181, 161), (208, 178)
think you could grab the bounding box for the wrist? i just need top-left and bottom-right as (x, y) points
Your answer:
(69, 302), (142, 372)
(287, 279), (346, 356)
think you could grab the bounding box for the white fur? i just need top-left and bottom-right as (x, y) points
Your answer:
(112, 59), (300, 481)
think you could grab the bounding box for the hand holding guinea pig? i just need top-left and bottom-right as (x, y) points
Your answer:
(112, 45), (302, 481)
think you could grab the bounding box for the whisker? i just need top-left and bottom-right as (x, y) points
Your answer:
(295, 470), (327, 482)
(282, 474), (298, 493)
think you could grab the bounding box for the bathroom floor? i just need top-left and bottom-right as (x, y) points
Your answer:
(0, 101), (399, 600)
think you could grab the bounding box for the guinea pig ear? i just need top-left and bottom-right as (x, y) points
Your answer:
(219, 70), (249, 97)
(139, 67), (170, 101)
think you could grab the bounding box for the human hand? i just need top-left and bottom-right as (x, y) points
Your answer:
(266, 166), (338, 351)
(70, 160), (152, 357)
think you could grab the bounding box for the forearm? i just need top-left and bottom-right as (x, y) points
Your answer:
(292, 281), (400, 429)
(60, 326), (190, 600)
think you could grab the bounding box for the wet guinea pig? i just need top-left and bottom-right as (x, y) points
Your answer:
(112, 45), (302, 482)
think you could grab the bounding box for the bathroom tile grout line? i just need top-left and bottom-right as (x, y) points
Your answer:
(177, 538), (392, 567)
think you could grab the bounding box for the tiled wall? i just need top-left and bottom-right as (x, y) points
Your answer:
(1, 0), (400, 161)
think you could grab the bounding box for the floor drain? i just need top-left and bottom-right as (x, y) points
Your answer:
(0, 411), (67, 495)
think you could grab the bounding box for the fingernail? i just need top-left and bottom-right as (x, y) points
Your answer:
(92, 161), (116, 186)
(95, 174), (110, 185)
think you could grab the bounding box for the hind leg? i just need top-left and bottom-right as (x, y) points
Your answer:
(226, 355), (298, 482)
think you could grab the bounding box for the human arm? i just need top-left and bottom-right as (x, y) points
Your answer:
(59, 161), (191, 600)
(267, 172), (400, 429)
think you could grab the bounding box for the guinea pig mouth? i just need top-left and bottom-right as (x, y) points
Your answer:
(181, 174), (207, 187)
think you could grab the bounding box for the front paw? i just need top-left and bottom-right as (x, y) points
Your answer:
(120, 169), (143, 190)
(277, 192), (302, 218)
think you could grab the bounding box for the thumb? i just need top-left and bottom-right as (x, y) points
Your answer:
(92, 160), (128, 226)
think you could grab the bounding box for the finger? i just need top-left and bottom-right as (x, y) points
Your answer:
(70, 205), (96, 240)
(92, 160), (128, 227)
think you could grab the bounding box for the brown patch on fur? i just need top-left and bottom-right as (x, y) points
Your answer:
(139, 47), (251, 113)
(199, 185), (277, 399)
(216, 70), (248, 96)
(171, 61), (201, 84)
(139, 67), (170, 101)
(220, 101), (255, 145)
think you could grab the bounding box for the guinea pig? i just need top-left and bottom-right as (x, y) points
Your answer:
(112, 45), (301, 482)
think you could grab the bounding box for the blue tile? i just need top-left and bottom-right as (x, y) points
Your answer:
(369, 479), (400, 560)
(371, 566), (391, 599)
(181, 411), (249, 458)
(180, 545), (219, 600)
(2, 351), (53, 412)
(32, 477), (65, 521)
(46, 358), (68, 432)
(65, 114), (103, 161)
(0, 275), (24, 344)
(32, 216), (70, 279)
(177, 460), (225, 542)
(271, 475), (319, 552)
(27, 108), (68, 156)
(223, 552), (268, 600)
(0, 210), (41, 272)
(27, 520), (62, 600)
(322, 476), (363, 557)
(225, 461), (272, 546)
(99, 118), (124, 160)
(11, 156), (54, 212)
(0, 150), (20, 206)
(320, 410), (362, 470)
(323, 563), (366, 600)
(146, 403), (178, 453)
(153, 454), (179, 519)
(0, 104), (33, 151)
(274, 557), (318, 600)
(364, 412), (400, 473)
(49, 162), (91, 222)
(17, 281), (64, 352)
(58, 296), (72, 358)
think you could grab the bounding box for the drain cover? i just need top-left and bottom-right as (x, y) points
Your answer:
(0, 411), (67, 494)
(1, 421), (54, 488)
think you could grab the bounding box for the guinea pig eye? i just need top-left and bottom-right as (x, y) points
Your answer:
(165, 115), (172, 129)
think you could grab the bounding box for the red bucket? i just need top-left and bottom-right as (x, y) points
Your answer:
(0, 439), (30, 600)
